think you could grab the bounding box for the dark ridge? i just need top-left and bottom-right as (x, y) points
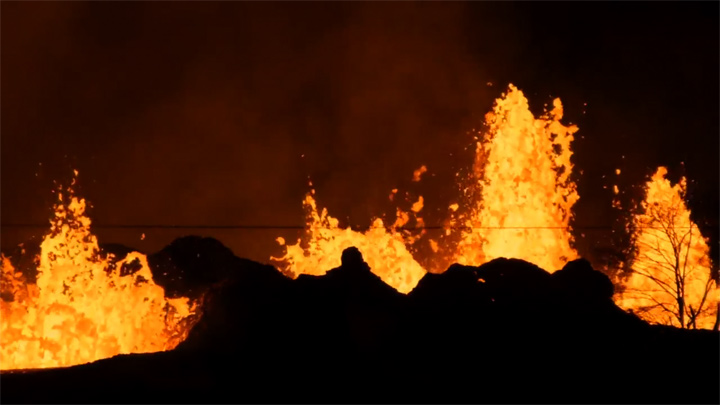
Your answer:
(145, 235), (255, 300)
(1, 238), (718, 404)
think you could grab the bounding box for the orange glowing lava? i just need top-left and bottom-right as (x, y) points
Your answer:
(0, 173), (197, 370)
(615, 167), (719, 329)
(274, 84), (582, 292)
(449, 84), (579, 272)
(271, 187), (427, 294)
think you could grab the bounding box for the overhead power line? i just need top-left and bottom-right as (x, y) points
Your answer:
(1, 224), (716, 230)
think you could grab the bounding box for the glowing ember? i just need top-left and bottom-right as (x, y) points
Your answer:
(412, 165), (428, 182)
(271, 188), (426, 294)
(0, 173), (197, 370)
(615, 167), (719, 329)
(449, 84), (579, 272)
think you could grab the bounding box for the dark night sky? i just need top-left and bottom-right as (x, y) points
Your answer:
(2, 2), (718, 266)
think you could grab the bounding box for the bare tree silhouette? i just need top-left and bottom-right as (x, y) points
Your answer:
(618, 171), (718, 330)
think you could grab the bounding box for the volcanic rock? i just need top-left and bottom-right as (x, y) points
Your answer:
(147, 235), (251, 299)
(1, 243), (718, 404)
(176, 254), (293, 354)
(551, 258), (615, 301)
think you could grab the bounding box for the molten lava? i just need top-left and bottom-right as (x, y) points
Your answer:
(615, 167), (719, 329)
(449, 84), (579, 272)
(271, 187), (427, 294)
(274, 84), (582, 292)
(0, 174), (197, 370)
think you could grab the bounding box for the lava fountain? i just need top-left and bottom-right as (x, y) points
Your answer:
(614, 167), (719, 329)
(0, 172), (198, 370)
(271, 84), (579, 293)
(271, 184), (427, 294)
(449, 84), (579, 272)
(273, 84), (582, 291)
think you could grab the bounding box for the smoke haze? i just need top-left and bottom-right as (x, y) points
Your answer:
(2, 2), (718, 265)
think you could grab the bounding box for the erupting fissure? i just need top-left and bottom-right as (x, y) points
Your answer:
(0, 172), (198, 371)
(614, 167), (719, 329)
(6, 83), (715, 375)
(274, 84), (581, 292)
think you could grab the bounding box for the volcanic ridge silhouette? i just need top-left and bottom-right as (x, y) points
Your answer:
(1, 236), (718, 404)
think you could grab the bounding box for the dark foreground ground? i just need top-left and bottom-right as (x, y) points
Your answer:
(1, 236), (719, 404)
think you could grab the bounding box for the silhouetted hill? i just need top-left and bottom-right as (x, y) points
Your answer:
(1, 239), (718, 404)
(146, 235), (253, 300)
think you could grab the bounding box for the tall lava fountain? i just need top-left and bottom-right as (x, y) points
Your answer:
(274, 84), (581, 292)
(448, 84), (579, 272)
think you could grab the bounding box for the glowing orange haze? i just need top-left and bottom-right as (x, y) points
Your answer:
(273, 84), (580, 290)
(0, 175), (198, 371)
